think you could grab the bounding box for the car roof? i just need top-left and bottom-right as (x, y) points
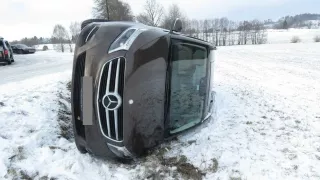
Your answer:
(86, 21), (215, 48)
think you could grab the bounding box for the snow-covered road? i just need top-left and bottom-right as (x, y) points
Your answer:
(0, 43), (319, 180)
(0, 51), (72, 85)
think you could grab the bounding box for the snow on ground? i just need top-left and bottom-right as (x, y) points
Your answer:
(34, 44), (75, 52)
(267, 28), (320, 44)
(0, 51), (73, 85)
(194, 28), (320, 45)
(0, 43), (320, 179)
(168, 43), (320, 179)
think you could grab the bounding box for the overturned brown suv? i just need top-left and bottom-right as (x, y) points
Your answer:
(71, 19), (216, 160)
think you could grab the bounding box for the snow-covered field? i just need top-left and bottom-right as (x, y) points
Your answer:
(0, 42), (320, 179)
(34, 44), (75, 52)
(195, 28), (320, 45)
(267, 29), (320, 44)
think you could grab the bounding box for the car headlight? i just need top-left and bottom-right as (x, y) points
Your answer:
(108, 28), (147, 54)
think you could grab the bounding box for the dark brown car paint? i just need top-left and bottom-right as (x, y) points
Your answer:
(123, 36), (170, 155)
(71, 21), (215, 159)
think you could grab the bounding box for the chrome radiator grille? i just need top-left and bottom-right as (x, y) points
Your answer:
(97, 57), (125, 141)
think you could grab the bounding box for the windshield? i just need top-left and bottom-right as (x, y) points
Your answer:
(169, 41), (209, 134)
(18, 44), (28, 48)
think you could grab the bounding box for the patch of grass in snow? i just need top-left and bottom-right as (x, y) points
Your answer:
(187, 140), (197, 145)
(229, 170), (243, 180)
(0, 101), (5, 106)
(6, 147), (40, 180)
(8, 146), (27, 162)
(206, 158), (219, 173)
(6, 168), (18, 179)
(67, 81), (72, 92)
(17, 146), (26, 160)
(134, 145), (206, 180)
(16, 110), (29, 116)
(161, 156), (204, 180)
(18, 170), (38, 180)
(56, 82), (73, 140)
(314, 35), (320, 42)
(291, 36), (302, 43)
(49, 146), (68, 152)
(39, 176), (49, 180)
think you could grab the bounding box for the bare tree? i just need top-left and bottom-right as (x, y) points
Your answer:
(136, 0), (164, 27)
(191, 19), (200, 38)
(219, 18), (229, 46)
(228, 21), (236, 45)
(307, 22), (313, 29)
(199, 20), (204, 40)
(213, 18), (220, 46)
(203, 20), (210, 41)
(69, 22), (81, 43)
(237, 21), (244, 45)
(161, 4), (186, 30)
(178, 17), (268, 47)
(183, 18), (194, 36)
(52, 24), (69, 52)
(239, 21), (252, 45)
(93, 0), (134, 21)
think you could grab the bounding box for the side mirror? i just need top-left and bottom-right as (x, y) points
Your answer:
(170, 18), (183, 33)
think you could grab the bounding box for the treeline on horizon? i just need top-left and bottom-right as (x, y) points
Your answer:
(10, 0), (320, 47)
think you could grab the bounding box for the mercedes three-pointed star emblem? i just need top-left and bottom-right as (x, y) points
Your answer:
(102, 93), (122, 110)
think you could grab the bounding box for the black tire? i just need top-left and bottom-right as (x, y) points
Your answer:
(7, 60), (11, 65)
(18, 49), (23, 54)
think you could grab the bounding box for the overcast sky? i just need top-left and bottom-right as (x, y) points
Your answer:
(1, 0), (319, 41)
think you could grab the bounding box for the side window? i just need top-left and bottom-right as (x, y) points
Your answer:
(169, 41), (209, 133)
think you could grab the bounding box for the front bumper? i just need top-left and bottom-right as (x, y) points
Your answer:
(72, 47), (135, 159)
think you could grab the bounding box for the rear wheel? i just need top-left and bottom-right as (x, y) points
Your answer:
(7, 60), (11, 65)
